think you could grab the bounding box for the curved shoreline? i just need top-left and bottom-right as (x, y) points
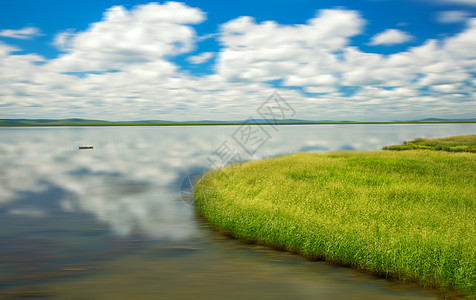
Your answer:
(194, 150), (476, 298)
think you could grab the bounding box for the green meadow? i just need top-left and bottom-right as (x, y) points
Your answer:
(384, 134), (476, 153)
(194, 140), (476, 297)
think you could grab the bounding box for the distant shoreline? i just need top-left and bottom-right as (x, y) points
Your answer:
(1, 121), (476, 127)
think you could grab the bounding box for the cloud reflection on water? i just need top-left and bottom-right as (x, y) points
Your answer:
(0, 124), (474, 240)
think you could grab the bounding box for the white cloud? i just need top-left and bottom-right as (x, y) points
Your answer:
(0, 41), (45, 86)
(187, 52), (214, 64)
(52, 29), (76, 51)
(0, 42), (19, 55)
(216, 9), (364, 86)
(444, 18), (476, 59)
(49, 2), (204, 72)
(437, 10), (472, 23)
(419, 72), (469, 86)
(0, 26), (42, 39)
(369, 29), (414, 45)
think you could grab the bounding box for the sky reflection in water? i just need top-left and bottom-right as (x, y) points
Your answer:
(2, 124), (475, 299)
(1, 124), (475, 240)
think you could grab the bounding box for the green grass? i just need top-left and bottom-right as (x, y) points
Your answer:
(384, 134), (476, 153)
(194, 150), (476, 298)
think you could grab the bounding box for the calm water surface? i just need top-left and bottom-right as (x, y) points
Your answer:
(1, 124), (475, 299)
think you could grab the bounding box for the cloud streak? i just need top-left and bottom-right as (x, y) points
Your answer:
(436, 10), (472, 23)
(369, 29), (414, 46)
(187, 52), (214, 64)
(0, 26), (42, 39)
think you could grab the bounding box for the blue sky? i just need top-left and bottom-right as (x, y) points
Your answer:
(1, 0), (476, 121)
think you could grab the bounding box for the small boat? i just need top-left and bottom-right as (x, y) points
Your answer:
(79, 146), (94, 150)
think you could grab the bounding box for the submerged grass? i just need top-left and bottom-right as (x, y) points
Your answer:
(194, 150), (476, 298)
(383, 134), (476, 153)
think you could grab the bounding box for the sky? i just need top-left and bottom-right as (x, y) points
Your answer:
(1, 0), (476, 121)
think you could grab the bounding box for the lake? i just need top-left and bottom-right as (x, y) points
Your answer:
(1, 124), (474, 299)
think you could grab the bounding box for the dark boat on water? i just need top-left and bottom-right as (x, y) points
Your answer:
(78, 146), (94, 150)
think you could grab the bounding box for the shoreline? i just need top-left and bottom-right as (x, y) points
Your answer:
(193, 211), (461, 299)
(194, 148), (475, 298)
(1, 121), (476, 127)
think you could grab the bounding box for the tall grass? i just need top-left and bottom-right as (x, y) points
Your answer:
(383, 134), (476, 153)
(194, 150), (476, 297)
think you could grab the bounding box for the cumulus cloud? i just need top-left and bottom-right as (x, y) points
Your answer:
(187, 52), (214, 64)
(216, 9), (364, 90)
(49, 2), (204, 72)
(369, 29), (414, 45)
(437, 10), (472, 23)
(0, 26), (42, 39)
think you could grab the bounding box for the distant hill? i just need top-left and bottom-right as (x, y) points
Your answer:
(0, 118), (175, 126)
(411, 118), (476, 122)
(0, 118), (112, 125)
(0, 118), (340, 125)
(0, 118), (475, 126)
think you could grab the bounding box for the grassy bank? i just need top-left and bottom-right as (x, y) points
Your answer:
(194, 150), (476, 297)
(384, 134), (476, 153)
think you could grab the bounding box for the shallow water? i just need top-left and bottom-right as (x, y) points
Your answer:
(1, 124), (474, 299)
